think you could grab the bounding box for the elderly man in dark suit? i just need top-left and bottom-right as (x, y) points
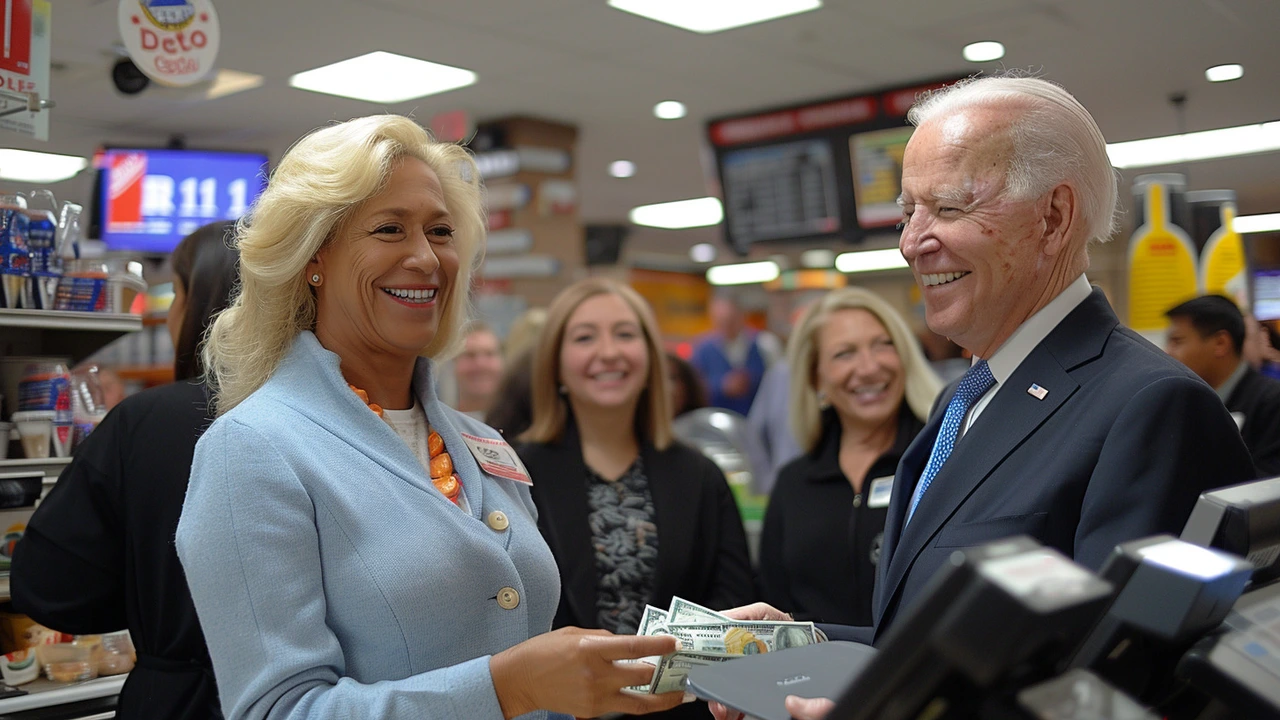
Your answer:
(712, 74), (1255, 720)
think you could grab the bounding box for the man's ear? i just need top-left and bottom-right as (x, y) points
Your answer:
(1041, 184), (1080, 256)
(1212, 329), (1235, 358)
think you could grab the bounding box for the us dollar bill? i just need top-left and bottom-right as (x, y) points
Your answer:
(636, 605), (670, 636)
(663, 621), (818, 655)
(667, 597), (731, 625)
(649, 650), (738, 694)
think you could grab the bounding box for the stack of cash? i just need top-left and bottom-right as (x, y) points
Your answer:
(627, 597), (822, 695)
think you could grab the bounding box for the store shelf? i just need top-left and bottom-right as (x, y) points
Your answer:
(0, 309), (142, 333)
(0, 456), (72, 481)
(0, 674), (125, 713)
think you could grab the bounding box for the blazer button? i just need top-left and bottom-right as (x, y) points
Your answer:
(497, 587), (520, 610)
(487, 510), (510, 531)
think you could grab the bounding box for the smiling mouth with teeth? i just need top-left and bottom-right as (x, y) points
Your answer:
(853, 383), (888, 396)
(382, 287), (438, 304)
(922, 271), (970, 288)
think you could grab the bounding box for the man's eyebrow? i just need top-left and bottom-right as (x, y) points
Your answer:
(897, 186), (975, 209)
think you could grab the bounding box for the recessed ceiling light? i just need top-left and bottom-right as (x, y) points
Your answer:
(609, 160), (636, 178)
(1205, 64), (1244, 83)
(608, 0), (822, 34)
(0, 149), (88, 183)
(962, 41), (1005, 63)
(630, 197), (723, 229)
(834, 248), (909, 273)
(289, 51), (477, 103)
(706, 261), (780, 286)
(690, 243), (717, 263)
(205, 69), (265, 100)
(1235, 213), (1280, 234)
(1107, 121), (1280, 168)
(654, 100), (687, 120)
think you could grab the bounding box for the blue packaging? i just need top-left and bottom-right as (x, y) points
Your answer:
(27, 211), (59, 275)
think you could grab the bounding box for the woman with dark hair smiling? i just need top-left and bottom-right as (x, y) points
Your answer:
(13, 220), (239, 720)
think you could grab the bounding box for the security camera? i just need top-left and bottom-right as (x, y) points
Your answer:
(112, 58), (150, 95)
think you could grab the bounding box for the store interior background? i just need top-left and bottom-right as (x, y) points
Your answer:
(5, 0), (1280, 386)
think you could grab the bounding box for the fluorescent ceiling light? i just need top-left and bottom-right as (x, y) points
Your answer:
(289, 51), (477, 103)
(206, 69), (265, 100)
(609, 0), (822, 34)
(654, 100), (687, 120)
(1107, 121), (1280, 169)
(835, 248), (909, 273)
(963, 41), (1005, 62)
(707, 260), (780, 286)
(609, 160), (636, 178)
(0, 149), (88, 183)
(801, 248), (834, 268)
(1235, 213), (1280, 234)
(630, 196), (723, 229)
(1205, 64), (1244, 83)
(690, 242), (717, 263)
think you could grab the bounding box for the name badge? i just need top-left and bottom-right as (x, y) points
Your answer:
(460, 433), (533, 486)
(867, 475), (894, 508)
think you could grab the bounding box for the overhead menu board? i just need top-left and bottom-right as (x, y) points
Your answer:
(706, 77), (963, 255)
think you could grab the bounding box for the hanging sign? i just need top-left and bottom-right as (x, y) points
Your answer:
(118, 0), (220, 87)
(0, 0), (51, 141)
(1200, 202), (1245, 298)
(1127, 182), (1198, 332)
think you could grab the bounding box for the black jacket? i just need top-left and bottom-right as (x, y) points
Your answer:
(519, 421), (755, 720)
(12, 381), (221, 720)
(760, 407), (923, 626)
(1225, 365), (1280, 476)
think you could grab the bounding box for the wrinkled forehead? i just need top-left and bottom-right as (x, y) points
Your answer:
(902, 108), (1017, 201)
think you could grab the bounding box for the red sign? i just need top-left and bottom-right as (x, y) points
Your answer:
(883, 81), (955, 117)
(106, 152), (146, 229)
(710, 96), (877, 147)
(0, 0), (33, 74)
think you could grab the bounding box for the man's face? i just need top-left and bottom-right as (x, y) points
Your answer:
(710, 298), (744, 338)
(898, 108), (1060, 358)
(455, 329), (504, 401)
(1164, 317), (1222, 383)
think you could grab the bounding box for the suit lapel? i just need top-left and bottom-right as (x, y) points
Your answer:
(530, 424), (599, 627)
(873, 289), (1116, 628)
(643, 443), (699, 605)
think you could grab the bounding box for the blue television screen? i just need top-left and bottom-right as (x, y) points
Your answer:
(98, 148), (268, 253)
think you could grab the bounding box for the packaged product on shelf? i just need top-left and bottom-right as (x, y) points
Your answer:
(0, 648), (40, 685)
(55, 259), (110, 312)
(11, 410), (53, 458)
(0, 197), (31, 310)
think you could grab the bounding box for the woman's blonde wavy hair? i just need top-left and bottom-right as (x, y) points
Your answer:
(520, 277), (673, 450)
(788, 287), (942, 453)
(203, 115), (485, 415)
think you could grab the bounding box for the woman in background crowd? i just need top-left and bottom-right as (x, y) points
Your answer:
(13, 220), (239, 720)
(758, 287), (941, 626)
(518, 278), (755, 720)
(453, 320), (504, 420)
(665, 351), (707, 419)
(505, 306), (547, 362)
(175, 116), (681, 720)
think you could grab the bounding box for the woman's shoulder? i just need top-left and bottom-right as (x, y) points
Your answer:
(651, 440), (723, 480)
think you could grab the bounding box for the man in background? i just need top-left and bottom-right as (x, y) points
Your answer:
(691, 295), (781, 416)
(453, 321), (505, 421)
(1166, 295), (1280, 474)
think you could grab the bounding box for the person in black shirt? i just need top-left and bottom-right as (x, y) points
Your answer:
(12, 221), (239, 720)
(759, 287), (940, 625)
(1165, 294), (1280, 475)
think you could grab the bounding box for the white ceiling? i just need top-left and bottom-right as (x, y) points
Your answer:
(7, 0), (1280, 261)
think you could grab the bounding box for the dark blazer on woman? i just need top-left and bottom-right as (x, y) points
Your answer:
(12, 380), (221, 720)
(760, 406), (924, 627)
(519, 420), (757, 631)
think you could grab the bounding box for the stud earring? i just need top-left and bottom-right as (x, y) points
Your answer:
(310, 273), (322, 286)
(817, 390), (830, 409)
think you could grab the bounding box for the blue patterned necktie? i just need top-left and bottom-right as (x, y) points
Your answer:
(906, 360), (996, 525)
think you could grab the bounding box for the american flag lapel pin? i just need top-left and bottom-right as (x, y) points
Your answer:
(1027, 383), (1048, 400)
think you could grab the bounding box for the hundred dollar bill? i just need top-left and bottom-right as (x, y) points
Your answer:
(649, 650), (738, 694)
(667, 597), (731, 625)
(663, 621), (818, 654)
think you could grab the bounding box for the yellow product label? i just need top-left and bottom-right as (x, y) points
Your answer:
(1201, 203), (1246, 297)
(1128, 184), (1198, 331)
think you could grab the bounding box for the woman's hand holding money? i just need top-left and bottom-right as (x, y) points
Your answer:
(490, 627), (683, 719)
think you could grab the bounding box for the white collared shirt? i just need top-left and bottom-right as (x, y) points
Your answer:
(959, 274), (1094, 438)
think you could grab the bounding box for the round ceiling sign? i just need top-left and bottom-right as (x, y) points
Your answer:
(117, 0), (220, 88)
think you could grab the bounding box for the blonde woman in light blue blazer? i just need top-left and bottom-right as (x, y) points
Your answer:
(176, 116), (682, 720)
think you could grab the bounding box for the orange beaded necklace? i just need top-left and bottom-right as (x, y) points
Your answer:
(350, 384), (462, 504)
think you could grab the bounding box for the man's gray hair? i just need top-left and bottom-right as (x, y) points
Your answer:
(907, 75), (1120, 244)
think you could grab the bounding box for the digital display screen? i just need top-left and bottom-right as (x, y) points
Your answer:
(721, 139), (841, 246)
(99, 148), (268, 253)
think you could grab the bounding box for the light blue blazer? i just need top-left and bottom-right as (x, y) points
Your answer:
(177, 332), (562, 720)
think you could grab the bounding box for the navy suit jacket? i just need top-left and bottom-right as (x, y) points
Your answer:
(823, 289), (1255, 645)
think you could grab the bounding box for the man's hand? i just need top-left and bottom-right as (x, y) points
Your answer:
(722, 369), (751, 398)
(720, 602), (793, 622)
(708, 696), (834, 720)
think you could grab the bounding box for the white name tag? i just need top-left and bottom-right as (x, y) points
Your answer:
(460, 432), (533, 486)
(867, 475), (894, 508)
